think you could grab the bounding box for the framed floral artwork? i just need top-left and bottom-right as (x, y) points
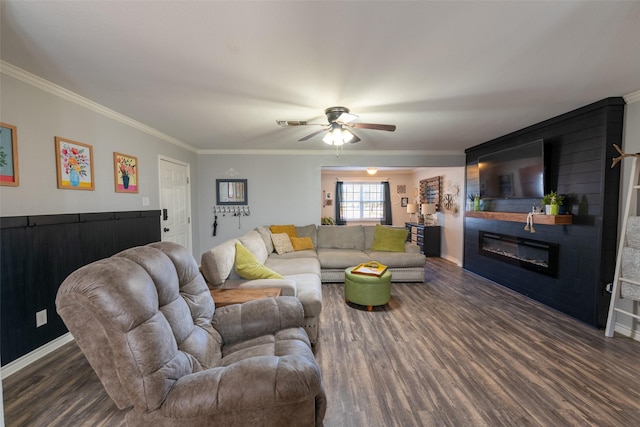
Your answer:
(55, 137), (94, 190)
(0, 123), (19, 186)
(114, 152), (138, 193)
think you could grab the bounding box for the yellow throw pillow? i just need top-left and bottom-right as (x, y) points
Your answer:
(270, 224), (298, 238)
(234, 242), (283, 280)
(290, 236), (314, 251)
(370, 224), (408, 252)
(271, 233), (295, 255)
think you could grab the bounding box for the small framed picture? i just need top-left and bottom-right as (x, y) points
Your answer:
(114, 152), (138, 193)
(397, 185), (406, 194)
(401, 197), (408, 207)
(55, 137), (94, 190)
(0, 123), (19, 186)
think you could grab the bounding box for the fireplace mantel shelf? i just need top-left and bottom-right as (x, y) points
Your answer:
(465, 211), (573, 225)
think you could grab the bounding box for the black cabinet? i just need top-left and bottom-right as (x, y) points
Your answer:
(405, 223), (441, 257)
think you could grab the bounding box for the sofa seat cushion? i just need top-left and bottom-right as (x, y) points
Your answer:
(317, 225), (364, 250)
(317, 248), (370, 269)
(266, 256), (321, 277)
(281, 273), (323, 317)
(364, 250), (426, 268)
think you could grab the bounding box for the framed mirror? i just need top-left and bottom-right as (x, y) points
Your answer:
(216, 179), (248, 205)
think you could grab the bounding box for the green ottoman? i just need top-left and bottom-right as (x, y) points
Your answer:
(344, 266), (392, 311)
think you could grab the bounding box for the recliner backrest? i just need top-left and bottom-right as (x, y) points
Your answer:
(56, 242), (221, 412)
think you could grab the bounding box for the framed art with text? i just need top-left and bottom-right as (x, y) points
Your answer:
(55, 137), (94, 190)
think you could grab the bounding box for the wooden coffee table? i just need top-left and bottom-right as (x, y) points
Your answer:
(210, 287), (282, 308)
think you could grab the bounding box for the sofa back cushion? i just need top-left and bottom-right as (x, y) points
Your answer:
(201, 239), (239, 286)
(56, 242), (221, 412)
(239, 230), (269, 263)
(256, 226), (274, 254)
(317, 225), (364, 250)
(295, 224), (318, 248)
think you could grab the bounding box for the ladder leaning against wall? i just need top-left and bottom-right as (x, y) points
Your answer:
(605, 148), (640, 337)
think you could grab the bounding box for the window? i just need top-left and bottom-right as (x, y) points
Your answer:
(340, 182), (384, 220)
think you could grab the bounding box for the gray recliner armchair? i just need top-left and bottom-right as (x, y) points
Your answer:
(56, 241), (326, 426)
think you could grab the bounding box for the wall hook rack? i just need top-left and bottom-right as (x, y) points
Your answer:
(213, 205), (251, 229)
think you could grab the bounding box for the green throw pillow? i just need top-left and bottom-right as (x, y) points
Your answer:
(234, 242), (284, 280)
(370, 224), (408, 252)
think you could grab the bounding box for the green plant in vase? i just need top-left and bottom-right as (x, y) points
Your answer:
(541, 191), (564, 215)
(321, 216), (335, 225)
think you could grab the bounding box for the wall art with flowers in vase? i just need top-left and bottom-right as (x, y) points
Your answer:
(0, 123), (19, 186)
(114, 152), (138, 193)
(55, 137), (94, 190)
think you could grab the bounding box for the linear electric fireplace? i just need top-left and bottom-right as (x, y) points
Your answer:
(479, 231), (559, 277)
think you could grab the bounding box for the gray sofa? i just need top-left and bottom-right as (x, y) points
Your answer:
(200, 224), (426, 344)
(56, 242), (326, 426)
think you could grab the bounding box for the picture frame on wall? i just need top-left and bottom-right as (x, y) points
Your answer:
(216, 178), (248, 205)
(401, 197), (408, 207)
(0, 123), (19, 186)
(114, 152), (138, 193)
(55, 137), (94, 190)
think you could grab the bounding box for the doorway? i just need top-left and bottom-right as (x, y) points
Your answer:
(158, 156), (192, 251)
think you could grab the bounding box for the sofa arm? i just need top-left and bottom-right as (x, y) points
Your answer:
(212, 296), (304, 344)
(405, 242), (420, 253)
(161, 352), (324, 418)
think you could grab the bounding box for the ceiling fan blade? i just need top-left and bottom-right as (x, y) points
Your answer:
(348, 123), (396, 131)
(336, 112), (358, 124)
(298, 128), (328, 141)
(276, 120), (326, 127)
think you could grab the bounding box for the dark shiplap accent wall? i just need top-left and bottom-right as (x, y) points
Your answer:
(464, 98), (625, 327)
(1, 210), (161, 365)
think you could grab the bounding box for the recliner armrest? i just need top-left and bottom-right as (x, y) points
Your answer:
(212, 296), (304, 344)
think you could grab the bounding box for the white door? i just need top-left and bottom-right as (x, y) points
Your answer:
(159, 157), (192, 251)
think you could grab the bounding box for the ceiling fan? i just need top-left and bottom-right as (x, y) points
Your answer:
(276, 106), (396, 146)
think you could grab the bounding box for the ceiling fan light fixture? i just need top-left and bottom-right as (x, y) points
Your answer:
(342, 128), (354, 143)
(322, 132), (333, 145)
(366, 167), (378, 175)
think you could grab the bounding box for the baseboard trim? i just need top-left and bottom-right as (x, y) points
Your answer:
(1, 333), (74, 379)
(441, 254), (463, 267)
(614, 323), (640, 341)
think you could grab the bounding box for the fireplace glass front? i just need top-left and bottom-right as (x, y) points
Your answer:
(479, 231), (558, 277)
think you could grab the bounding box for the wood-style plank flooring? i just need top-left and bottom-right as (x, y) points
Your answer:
(4, 258), (640, 426)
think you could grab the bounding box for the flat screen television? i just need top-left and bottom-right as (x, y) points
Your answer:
(478, 140), (545, 199)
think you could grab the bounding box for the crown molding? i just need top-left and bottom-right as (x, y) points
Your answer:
(1, 60), (198, 153)
(197, 148), (464, 156)
(624, 89), (640, 104)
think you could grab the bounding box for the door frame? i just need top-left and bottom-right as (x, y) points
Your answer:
(158, 155), (193, 252)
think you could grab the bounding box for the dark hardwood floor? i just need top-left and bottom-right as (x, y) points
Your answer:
(4, 258), (640, 426)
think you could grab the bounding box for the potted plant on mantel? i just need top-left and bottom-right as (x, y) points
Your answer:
(541, 191), (564, 215)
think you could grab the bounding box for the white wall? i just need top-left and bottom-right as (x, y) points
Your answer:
(615, 92), (640, 338)
(413, 167), (466, 266)
(196, 152), (465, 257)
(0, 72), (201, 255)
(320, 169), (417, 226)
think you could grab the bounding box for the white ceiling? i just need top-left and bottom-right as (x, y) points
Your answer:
(2, 1), (640, 154)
